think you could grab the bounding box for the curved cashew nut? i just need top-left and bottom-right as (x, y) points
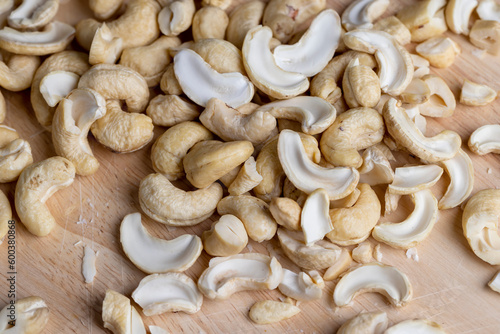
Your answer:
(0, 125), (33, 183)
(89, 0), (123, 20)
(147, 94), (200, 127)
(389, 164), (443, 195)
(0, 50), (40, 92)
(0, 296), (50, 333)
(15, 156), (75, 236)
(188, 38), (246, 75)
(0, 189), (11, 240)
(52, 88), (106, 176)
(342, 0), (389, 31)
(460, 79), (497, 106)
(269, 197), (301, 231)
(418, 74), (456, 117)
(8, 0), (59, 30)
(337, 312), (388, 334)
(226, 0), (265, 49)
(468, 124), (500, 155)
(158, 0), (195, 36)
(342, 58), (381, 108)
(438, 149), (474, 210)
(445, 0), (478, 35)
(192, 6), (228, 42)
(139, 173), (222, 226)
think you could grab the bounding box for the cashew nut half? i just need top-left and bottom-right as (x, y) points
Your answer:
(341, 0), (389, 31)
(0, 296), (49, 334)
(278, 269), (323, 301)
(383, 98), (461, 162)
(39, 71), (79, 107)
(132, 273), (203, 316)
(462, 189), (500, 265)
(301, 188), (333, 245)
(249, 300), (300, 325)
(0, 190), (10, 240)
(359, 146), (395, 186)
(468, 124), (500, 155)
(389, 164), (443, 195)
(197, 253), (283, 300)
(15, 156), (75, 236)
(139, 173), (222, 226)
(460, 79), (497, 106)
(279, 130), (359, 200)
(273, 9), (341, 77)
(445, 0), (478, 35)
(120, 213), (202, 274)
(0, 51), (40, 92)
(158, 0), (195, 37)
(470, 20), (500, 56)
(102, 290), (145, 334)
(333, 263), (412, 307)
(385, 319), (447, 334)
(416, 36), (461, 68)
(202, 214), (248, 256)
(0, 125), (33, 183)
(418, 74), (456, 118)
(337, 312), (388, 334)
(7, 0), (59, 30)
(438, 148), (474, 210)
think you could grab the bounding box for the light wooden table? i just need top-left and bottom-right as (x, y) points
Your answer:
(1, 0), (500, 333)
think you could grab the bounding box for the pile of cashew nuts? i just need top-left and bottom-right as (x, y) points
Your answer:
(1, 0), (500, 332)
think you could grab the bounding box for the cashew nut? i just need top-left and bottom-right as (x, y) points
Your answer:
(358, 146), (395, 186)
(226, 0), (265, 49)
(278, 269), (323, 301)
(192, 6), (228, 42)
(0, 125), (33, 183)
(89, 0), (122, 20)
(301, 188), (333, 245)
(202, 214), (248, 256)
(228, 156), (263, 196)
(400, 77), (431, 105)
(0, 50), (40, 92)
(385, 319), (447, 333)
(416, 36), (461, 68)
(269, 197), (301, 231)
(352, 241), (373, 264)
(342, 58), (381, 109)
(477, 0), (500, 22)
(7, 0), (59, 30)
(323, 248), (352, 281)
(15, 156), (75, 236)
(0, 189), (11, 241)
(438, 148), (474, 209)
(188, 38), (246, 75)
(396, 0), (446, 37)
(460, 79), (497, 106)
(411, 53), (430, 78)
(158, 0), (195, 37)
(0, 296), (49, 334)
(445, 0), (478, 35)
(341, 0), (389, 31)
(39, 71), (79, 107)
(147, 94), (200, 127)
(337, 312), (388, 334)
(249, 300), (300, 324)
(410, 8), (448, 43)
(468, 124), (500, 155)
(373, 15), (411, 45)
(418, 74), (456, 117)
(102, 290), (145, 334)
(389, 164), (443, 195)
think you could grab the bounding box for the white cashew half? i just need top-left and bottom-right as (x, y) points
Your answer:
(39, 71), (80, 107)
(341, 0), (389, 31)
(389, 164), (443, 195)
(438, 148), (474, 210)
(385, 319), (447, 333)
(197, 253), (283, 300)
(460, 79), (497, 106)
(120, 213), (202, 274)
(445, 0), (478, 35)
(8, 0), (59, 30)
(278, 269), (323, 301)
(488, 271), (500, 294)
(242, 25), (309, 99)
(174, 49), (254, 108)
(333, 262), (412, 307)
(337, 312), (388, 334)
(373, 189), (438, 249)
(477, 0), (500, 22)
(468, 124), (500, 155)
(301, 188), (333, 245)
(132, 273), (203, 316)
(273, 9), (341, 77)
(278, 129), (359, 200)
(358, 146), (395, 186)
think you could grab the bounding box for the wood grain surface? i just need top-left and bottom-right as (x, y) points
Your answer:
(1, 0), (500, 333)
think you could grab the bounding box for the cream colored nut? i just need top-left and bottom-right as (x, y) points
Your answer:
(262, 0), (325, 43)
(228, 156), (263, 195)
(323, 249), (352, 281)
(326, 183), (380, 246)
(460, 79), (497, 106)
(242, 25), (309, 99)
(320, 107), (384, 168)
(192, 6), (228, 42)
(199, 98), (276, 145)
(90, 100), (154, 153)
(0, 51), (40, 92)
(160, 64), (182, 95)
(445, 0), (478, 35)
(0, 189), (11, 242)
(197, 253), (283, 300)
(89, 0), (122, 20)
(273, 9), (341, 77)
(385, 319), (447, 333)
(202, 214), (248, 256)
(188, 38), (246, 75)
(219, 165), (240, 188)
(139, 173), (222, 226)
(75, 18), (101, 51)
(310, 50), (376, 104)
(8, 0), (58, 30)
(39, 71), (79, 107)
(0, 125), (19, 147)
(132, 273), (202, 316)
(373, 15), (411, 45)
(438, 148), (474, 209)
(226, 0), (265, 49)
(330, 187), (361, 208)
(383, 98), (461, 162)
(400, 77), (431, 105)
(337, 312), (388, 334)
(217, 195), (277, 242)
(396, 0), (445, 31)
(249, 300), (300, 324)
(342, 58), (381, 109)
(410, 8), (447, 43)
(341, 0), (389, 31)
(31, 51), (90, 130)
(333, 263), (412, 307)
(352, 242), (373, 264)
(418, 74), (456, 118)
(146, 94), (200, 127)
(102, 290), (145, 334)
(279, 269), (323, 301)
(269, 197), (301, 231)
(411, 54), (430, 78)
(384, 188), (401, 216)
(358, 146), (394, 186)
(0, 21), (74, 56)
(468, 124), (500, 155)
(78, 64), (149, 113)
(158, 0), (195, 36)
(183, 140), (253, 189)
(120, 213), (202, 274)
(389, 164), (443, 195)
(15, 156), (75, 237)
(201, 0), (231, 9)
(301, 188), (333, 245)
(0, 296), (49, 334)
(416, 36), (461, 68)
(0, 125), (33, 183)
(52, 88), (106, 176)
(119, 36), (181, 87)
(151, 121), (213, 181)
(463, 189), (500, 265)
(373, 189), (438, 249)
(477, 0), (500, 22)
(488, 271), (500, 294)
(277, 228), (342, 270)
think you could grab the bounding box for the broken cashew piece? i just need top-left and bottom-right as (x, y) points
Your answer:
(102, 290), (145, 334)
(0, 296), (50, 334)
(197, 253), (283, 300)
(333, 263), (412, 307)
(385, 319), (447, 333)
(7, 0), (59, 30)
(488, 271), (500, 294)
(132, 273), (203, 316)
(279, 269), (323, 301)
(337, 311), (388, 334)
(202, 214), (248, 256)
(15, 156), (75, 237)
(323, 249), (352, 281)
(249, 300), (300, 325)
(158, 0), (195, 36)
(418, 74), (456, 118)
(341, 0), (389, 31)
(462, 189), (500, 265)
(88, 23), (124, 66)
(470, 20), (500, 56)
(415, 36), (461, 68)
(445, 0), (478, 35)
(301, 188), (333, 245)
(120, 213), (202, 274)
(228, 156), (263, 196)
(460, 80), (497, 106)
(359, 146), (395, 186)
(269, 197), (301, 231)
(139, 173), (222, 226)
(39, 71), (80, 107)
(468, 124), (500, 155)
(438, 148), (474, 210)
(0, 126), (33, 183)
(373, 189), (438, 249)
(389, 165), (443, 195)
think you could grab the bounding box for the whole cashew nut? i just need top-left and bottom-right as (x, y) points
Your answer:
(0, 50), (40, 92)
(146, 94), (200, 127)
(192, 6), (229, 42)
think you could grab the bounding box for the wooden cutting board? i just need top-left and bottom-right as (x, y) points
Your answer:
(1, 0), (500, 333)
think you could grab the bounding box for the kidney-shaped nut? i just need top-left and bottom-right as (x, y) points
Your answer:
(0, 21), (74, 56)
(147, 94), (200, 127)
(0, 51), (40, 92)
(192, 6), (228, 42)
(460, 80), (497, 106)
(217, 195), (277, 242)
(320, 107), (384, 168)
(7, 0), (59, 30)
(226, 0), (265, 49)
(445, 0), (478, 35)
(269, 197), (301, 231)
(470, 20), (500, 55)
(249, 300), (300, 325)
(120, 212), (202, 274)
(197, 253), (283, 300)
(438, 148), (474, 210)
(151, 121), (213, 181)
(415, 36), (461, 68)
(188, 38), (246, 75)
(15, 156), (75, 237)
(202, 214), (248, 256)
(0, 296), (49, 334)
(200, 98), (276, 145)
(0, 126), (33, 183)
(132, 273), (203, 316)
(342, 58), (381, 109)
(326, 183), (380, 246)
(389, 164), (443, 195)
(139, 173), (222, 226)
(334, 262), (412, 307)
(337, 312), (389, 334)
(342, 0), (389, 31)
(52, 88), (106, 176)
(468, 124), (500, 155)
(383, 98), (461, 162)
(158, 0), (195, 36)
(89, 0), (122, 20)
(0, 190), (11, 240)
